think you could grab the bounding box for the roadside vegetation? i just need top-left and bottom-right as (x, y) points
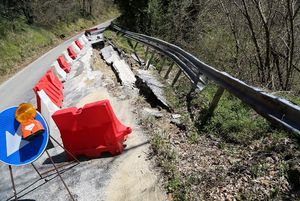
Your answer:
(104, 18), (300, 200)
(0, 0), (119, 83)
(114, 0), (300, 99)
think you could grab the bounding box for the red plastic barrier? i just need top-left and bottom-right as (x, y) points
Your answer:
(75, 40), (83, 50)
(67, 46), (77, 60)
(57, 55), (71, 73)
(52, 100), (132, 158)
(40, 69), (63, 91)
(33, 71), (63, 111)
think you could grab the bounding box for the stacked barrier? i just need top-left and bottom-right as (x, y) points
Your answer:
(67, 46), (77, 60)
(63, 50), (73, 64)
(57, 55), (71, 73)
(75, 40), (84, 50)
(72, 41), (81, 53)
(52, 100), (132, 158)
(31, 34), (132, 159)
(51, 61), (67, 82)
(44, 69), (63, 91)
(34, 35), (88, 112)
(81, 35), (89, 44)
(33, 70), (63, 111)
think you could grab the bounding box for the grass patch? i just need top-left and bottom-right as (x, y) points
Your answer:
(104, 29), (146, 57)
(150, 126), (187, 200)
(192, 83), (272, 145)
(0, 21), (56, 75)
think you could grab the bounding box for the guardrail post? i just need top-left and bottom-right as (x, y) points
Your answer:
(164, 62), (175, 79)
(172, 69), (182, 87)
(129, 40), (143, 66)
(133, 41), (139, 51)
(158, 57), (166, 74)
(201, 87), (225, 126)
(146, 51), (155, 70)
(144, 46), (149, 60)
(127, 39), (134, 49)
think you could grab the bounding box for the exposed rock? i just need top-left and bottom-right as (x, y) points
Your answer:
(170, 119), (186, 131)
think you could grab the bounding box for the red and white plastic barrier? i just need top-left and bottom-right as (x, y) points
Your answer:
(31, 35), (134, 157)
(81, 34), (89, 44)
(62, 50), (73, 64)
(75, 40), (84, 50)
(52, 100), (132, 158)
(71, 41), (81, 54)
(51, 61), (67, 81)
(33, 70), (63, 111)
(67, 46), (77, 60)
(57, 55), (71, 73)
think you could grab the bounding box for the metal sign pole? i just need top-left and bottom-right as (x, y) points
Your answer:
(31, 162), (43, 179)
(50, 135), (80, 163)
(1, 107), (78, 200)
(8, 165), (17, 201)
(45, 150), (75, 201)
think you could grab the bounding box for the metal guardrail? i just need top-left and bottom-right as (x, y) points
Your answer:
(110, 24), (300, 134)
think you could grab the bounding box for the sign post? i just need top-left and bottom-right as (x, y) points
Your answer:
(0, 106), (79, 201)
(0, 107), (49, 166)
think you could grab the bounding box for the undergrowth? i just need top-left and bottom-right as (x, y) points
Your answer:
(192, 83), (272, 145)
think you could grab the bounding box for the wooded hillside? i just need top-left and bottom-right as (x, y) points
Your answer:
(115, 0), (300, 92)
(0, 0), (117, 79)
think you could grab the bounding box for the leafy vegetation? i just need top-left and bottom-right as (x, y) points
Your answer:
(105, 27), (300, 200)
(0, 0), (119, 81)
(114, 0), (300, 95)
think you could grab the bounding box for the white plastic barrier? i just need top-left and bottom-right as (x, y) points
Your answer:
(78, 37), (86, 45)
(51, 61), (67, 82)
(62, 50), (73, 64)
(37, 90), (61, 141)
(38, 90), (60, 118)
(72, 41), (81, 54)
(82, 34), (89, 43)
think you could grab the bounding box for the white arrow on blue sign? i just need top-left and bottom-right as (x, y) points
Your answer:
(0, 107), (49, 166)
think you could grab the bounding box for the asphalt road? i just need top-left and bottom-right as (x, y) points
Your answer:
(0, 20), (111, 112)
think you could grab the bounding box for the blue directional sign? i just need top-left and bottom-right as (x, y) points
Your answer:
(0, 107), (49, 166)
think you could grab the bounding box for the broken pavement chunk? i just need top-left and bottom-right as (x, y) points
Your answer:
(100, 45), (115, 60)
(112, 59), (136, 88)
(136, 70), (172, 112)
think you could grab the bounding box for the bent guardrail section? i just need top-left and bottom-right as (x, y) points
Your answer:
(110, 24), (300, 134)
